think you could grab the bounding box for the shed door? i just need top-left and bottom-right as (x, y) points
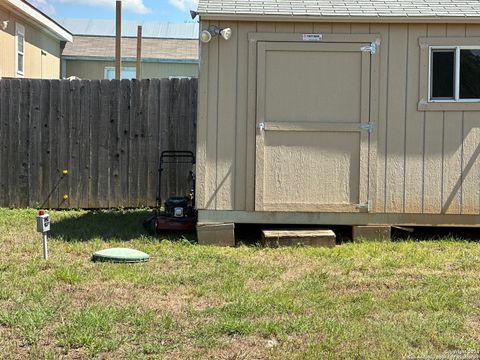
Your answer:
(255, 42), (372, 212)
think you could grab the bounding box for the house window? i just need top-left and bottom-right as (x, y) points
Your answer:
(16, 23), (25, 77)
(104, 66), (136, 80)
(429, 46), (480, 102)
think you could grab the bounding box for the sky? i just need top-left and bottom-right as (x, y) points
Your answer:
(29, 0), (199, 23)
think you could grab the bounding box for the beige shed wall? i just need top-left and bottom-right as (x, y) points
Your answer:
(197, 20), (480, 216)
(64, 60), (199, 80)
(0, 5), (61, 79)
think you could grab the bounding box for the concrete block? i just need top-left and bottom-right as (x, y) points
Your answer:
(197, 222), (235, 247)
(262, 229), (336, 248)
(352, 225), (391, 242)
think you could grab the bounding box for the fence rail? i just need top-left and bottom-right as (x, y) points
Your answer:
(0, 78), (197, 209)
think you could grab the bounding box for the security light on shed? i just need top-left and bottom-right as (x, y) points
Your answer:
(220, 27), (232, 40)
(200, 25), (233, 43)
(200, 30), (212, 43)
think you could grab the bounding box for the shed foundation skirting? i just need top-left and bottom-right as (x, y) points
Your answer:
(198, 210), (480, 227)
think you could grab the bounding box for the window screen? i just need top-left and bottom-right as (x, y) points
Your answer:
(431, 50), (455, 99)
(460, 49), (480, 99)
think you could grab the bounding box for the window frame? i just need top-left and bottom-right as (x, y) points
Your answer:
(104, 66), (137, 80)
(428, 45), (480, 103)
(418, 36), (480, 111)
(15, 23), (25, 77)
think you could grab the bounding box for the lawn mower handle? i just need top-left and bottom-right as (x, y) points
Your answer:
(156, 151), (196, 209)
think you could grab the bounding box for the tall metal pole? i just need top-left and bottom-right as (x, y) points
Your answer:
(136, 25), (142, 80)
(115, 0), (122, 80)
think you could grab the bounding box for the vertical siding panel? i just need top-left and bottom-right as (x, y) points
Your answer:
(404, 24), (427, 213)
(257, 22), (276, 32)
(245, 22), (275, 211)
(462, 25), (480, 214)
(462, 114), (480, 214)
(294, 23), (313, 33)
(205, 23), (219, 209)
(385, 24), (408, 213)
(313, 22), (333, 34)
(332, 23), (351, 33)
(215, 21), (238, 210)
(235, 22), (256, 211)
(423, 24), (446, 214)
(369, 23), (389, 213)
(196, 20), (209, 209)
(351, 23), (370, 34)
(441, 24), (465, 214)
(275, 22), (294, 32)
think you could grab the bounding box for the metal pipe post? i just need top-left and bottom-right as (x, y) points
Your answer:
(42, 232), (48, 260)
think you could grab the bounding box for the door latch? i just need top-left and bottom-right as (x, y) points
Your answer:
(258, 122), (265, 132)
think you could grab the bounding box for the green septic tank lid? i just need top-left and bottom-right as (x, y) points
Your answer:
(92, 248), (149, 263)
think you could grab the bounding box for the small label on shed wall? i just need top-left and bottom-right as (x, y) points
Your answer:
(303, 34), (322, 41)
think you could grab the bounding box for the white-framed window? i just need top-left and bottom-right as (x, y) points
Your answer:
(15, 23), (25, 77)
(104, 66), (136, 80)
(429, 46), (480, 102)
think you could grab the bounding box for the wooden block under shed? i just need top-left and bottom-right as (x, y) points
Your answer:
(261, 229), (336, 248)
(352, 225), (391, 242)
(197, 222), (235, 247)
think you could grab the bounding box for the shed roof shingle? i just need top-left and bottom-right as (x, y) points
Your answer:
(197, 0), (480, 19)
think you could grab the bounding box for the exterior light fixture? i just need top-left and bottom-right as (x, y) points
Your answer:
(1, 20), (8, 30)
(200, 25), (233, 43)
(190, 10), (198, 19)
(200, 30), (212, 43)
(220, 27), (232, 40)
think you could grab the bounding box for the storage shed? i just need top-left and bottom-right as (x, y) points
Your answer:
(195, 0), (480, 235)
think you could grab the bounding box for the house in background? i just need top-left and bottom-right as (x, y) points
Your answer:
(0, 0), (72, 79)
(59, 19), (199, 80)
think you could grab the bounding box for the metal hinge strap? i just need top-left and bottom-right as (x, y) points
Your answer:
(359, 122), (374, 133)
(357, 200), (372, 211)
(360, 42), (377, 55)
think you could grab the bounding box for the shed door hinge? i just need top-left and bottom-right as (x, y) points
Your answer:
(360, 42), (377, 55)
(359, 122), (374, 133)
(357, 200), (372, 212)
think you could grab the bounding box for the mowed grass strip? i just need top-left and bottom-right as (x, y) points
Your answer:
(0, 208), (479, 359)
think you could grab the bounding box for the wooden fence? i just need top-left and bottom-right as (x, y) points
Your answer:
(0, 78), (197, 209)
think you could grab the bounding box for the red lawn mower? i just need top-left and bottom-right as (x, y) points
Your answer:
(143, 151), (197, 234)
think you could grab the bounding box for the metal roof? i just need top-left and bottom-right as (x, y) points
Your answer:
(197, 0), (480, 19)
(58, 19), (199, 39)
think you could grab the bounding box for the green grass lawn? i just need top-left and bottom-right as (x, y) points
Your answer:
(0, 209), (479, 359)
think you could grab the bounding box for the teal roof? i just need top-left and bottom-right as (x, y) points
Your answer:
(58, 19), (199, 39)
